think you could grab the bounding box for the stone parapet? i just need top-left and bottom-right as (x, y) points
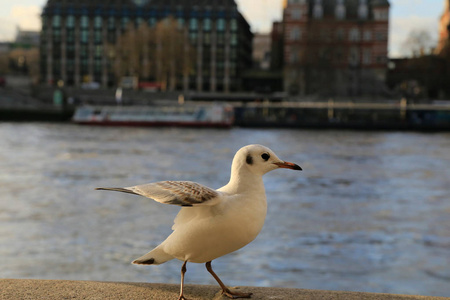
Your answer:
(1, 279), (448, 300)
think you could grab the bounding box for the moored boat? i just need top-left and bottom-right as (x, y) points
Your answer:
(72, 103), (234, 128)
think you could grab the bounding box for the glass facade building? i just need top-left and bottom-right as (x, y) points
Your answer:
(40, 0), (253, 92)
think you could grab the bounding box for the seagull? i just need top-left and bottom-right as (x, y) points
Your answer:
(97, 144), (301, 299)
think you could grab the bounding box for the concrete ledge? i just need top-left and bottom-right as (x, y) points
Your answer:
(0, 279), (447, 300)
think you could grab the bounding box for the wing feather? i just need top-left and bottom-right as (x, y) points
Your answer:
(96, 181), (221, 207)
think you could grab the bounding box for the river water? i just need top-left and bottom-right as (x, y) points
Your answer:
(0, 123), (449, 297)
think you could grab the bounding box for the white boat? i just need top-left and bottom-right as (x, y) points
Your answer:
(72, 103), (234, 128)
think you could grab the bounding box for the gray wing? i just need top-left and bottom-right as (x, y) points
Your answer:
(96, 180), (221, 207)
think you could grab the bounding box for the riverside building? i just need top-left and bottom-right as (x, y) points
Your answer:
(282, 0), (390, 97)
(40, 0), (253, 92)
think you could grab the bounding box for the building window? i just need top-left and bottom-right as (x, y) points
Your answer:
(190, 18), (198, 31)
(121, 17), (129, 29)
(204, 33), (211, 45)
(292, 9), (301, 20)
(80, 15), (89, 28)
(376, 56), (386, 64)
(230, 48), (237, 60)
(148, 17), (157, 26)
(376, 31), (386, 41)
(80, 45), (88, 57)
(189, 32), (198, 44)
(203, 63), (210, 76)
(230, 19), (237, 31)
(52, 28), (61, 42)
(336, 28), (345, 41)
(95, 46), (103, 58)
(133, 0), (149, 6)
(108, 17), (115, 29)
(290, 51), (299, 63)
(81, 58), (88, 69)
(335, 0), (346, 20)
(53, 60), (60, 75)
(358, 0), (368, 19)
(216, 61), (224, 77)
(349, 47), (359, 66)
(94, 31), (102, 43)
(94, 59), (102, 72)
(81, 30), (89, 44)
(363, 30), (372, 41)
(66, 44), (75, 55)
(229, 62), (236, 76)
(374, 9), (388, 21)
(363, 48), (371, 65)
(217, 18), (225, 31)
(66, 15), (75, 28)
(313, 0), (323, 19)
(349, 28), (360, 41)
(52, 15), (61, 28)
(66, 30), (75, 43)
(217, 32), (224, 44)
(175, 6), (183, 17)
(203, 18), (211, 31)
(290, 27), (301, 41)
(94, 16), (102, 29)
(162, 7), (171, 18)
(216, 48), (224, 59)
(230, 33), (237, 45)
(67, 59), (74, 72)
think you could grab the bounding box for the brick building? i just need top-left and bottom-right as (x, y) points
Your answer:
(436, 0), (450, 55)
(40, 0), (253, 92)
(282, 0), (389, 97)
(270, 21), (284, 71)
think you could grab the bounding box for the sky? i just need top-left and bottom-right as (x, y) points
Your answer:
(0, 0), (445, 57)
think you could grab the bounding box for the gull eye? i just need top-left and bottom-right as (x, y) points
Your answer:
(261, 153), (270, 161)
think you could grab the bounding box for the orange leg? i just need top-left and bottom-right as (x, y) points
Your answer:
(178, 261), (188, 300)
(205, 261), (252, 299)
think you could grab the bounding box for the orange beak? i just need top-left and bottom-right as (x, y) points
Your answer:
(274, 161), (302, 171)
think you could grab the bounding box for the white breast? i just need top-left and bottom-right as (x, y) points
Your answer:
(162, 191), (267, 263)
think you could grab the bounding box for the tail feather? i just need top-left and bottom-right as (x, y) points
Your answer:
(132, 246), (174, 265)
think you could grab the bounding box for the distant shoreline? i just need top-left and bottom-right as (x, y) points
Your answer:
(2, 102), (450, 131)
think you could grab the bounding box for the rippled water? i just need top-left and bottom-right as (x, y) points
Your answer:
(0, 123), (449, 297)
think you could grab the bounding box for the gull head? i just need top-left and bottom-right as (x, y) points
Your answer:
(233, 144), (302, 176)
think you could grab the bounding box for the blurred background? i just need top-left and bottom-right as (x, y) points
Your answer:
(0, 0), (450, 298)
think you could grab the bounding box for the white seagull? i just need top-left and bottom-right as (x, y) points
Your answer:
(97, 144), (301, 299)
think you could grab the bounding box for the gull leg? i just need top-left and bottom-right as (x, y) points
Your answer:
(205, 261), (252, 299)
(178, 261), (188, 300)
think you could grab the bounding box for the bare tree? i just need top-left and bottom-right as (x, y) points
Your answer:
(25, 48), (40, 84)
(0, 48), (40, 83)
(402, 29), (435, 57)
(112, 17), (194, 91)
